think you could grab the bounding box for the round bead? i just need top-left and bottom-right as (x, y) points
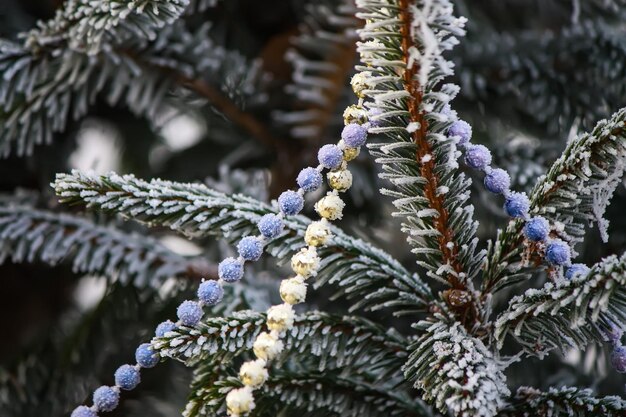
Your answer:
(296, 167), (323, 193)
(226, 387), (255, 416)
(291, 247), (321, 277)
(340, 140), (360, 161)
(318, 144), (344, 170)
(197, 280), (224, 305)
(114, 364), (140, 391)
(218, 257), (244, 283)
(237, 236), (264, 261)
(350, 71), (372, 97)
(278, 190), (304, 215)
(257, 214), (284, 239)
(464, 144), (492, 170)
(155, 320), (176, 337)
(612, 345), (626, 373)
(253, 331), (284, 361)
(71, 406), (97, 417)
(368, 107), (383, 127)
(266, 303), (295, 332)
(341, 123), (368, 148)
(448, 120), (472, 146)
(304, 220), (332, 246)
(280, 277), (307, 305)
(504, 192), (530, 218)
(327, 169), (353, 192)
(135, 343), (159, 368)
(545, 239), (571, 266)
(565, 263), (590, 280)
(343, 105), (369, 125)
(177, 300), (203, 326)
(484, 168), (511, 194)
(315, 193), (345, 221)
(239, 359), (268, 388)
(93, 386), (119, 412)
(524, 217), (550, 242)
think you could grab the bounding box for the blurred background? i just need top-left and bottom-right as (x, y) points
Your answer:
(1, 0), (626, 415)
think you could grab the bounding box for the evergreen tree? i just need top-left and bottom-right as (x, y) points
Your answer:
(1, 1), (626, 416)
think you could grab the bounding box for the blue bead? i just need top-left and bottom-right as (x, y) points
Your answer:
(297, 167), (322, 192)
(257, 214), (284, 239)
(197, 280), (224, 305)
(155, 320), (176, 337)
(368, 108), (383, 127)
(484, 168), (510, 194)
(464, 144), (492, 170)
(341, 123), (368, 148)
(448, 120), (472, 146)
(524, 217), (549, 242)
(71, 406), (97, 417)
(504, 192), (530, 218)
(278, 190), (304, 215)
(114, 364), (140, 391)
(218, 257), (244, 282)
(93, 386), (119, 412)
(237, 236), (264, 261)
(177, 300), (203, 326)
(565, 263), (590, 280)
(318, 144), (343, 170)
(612, 345), (626, 373)
(545, 239), (571, 266)
(135, 343), (159, 368)
(606, 325), (624, 344)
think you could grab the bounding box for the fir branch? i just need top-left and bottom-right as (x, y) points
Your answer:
(495, 251), (626, 354)
(483, 107), (626, 294)
(53, 170), (436, 315)
(403, 319), (510, 417)
(499, 386), (626, 417)
(153, 310), (407, 375)
(0, 205), (211, 285)
(356, 0), (484, 327)
(187, 368), (430, 417)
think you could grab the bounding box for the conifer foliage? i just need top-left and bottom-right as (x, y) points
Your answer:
(2, 1), (626, 417)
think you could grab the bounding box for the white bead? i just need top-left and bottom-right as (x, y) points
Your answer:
(342, 105), (368, 125)
(327, 169), (353, 192)
(253, 332), (284, 360)
(266, 303), (295, 332)
(290, 247), (320, 277)
(226, 386), (255, 416)
(315, 193), (345, 221)
(350, 71), (373, 97)
(239, 359), (268, 388)
(304, 220), (332, 246)
(280, 277), (307, 305)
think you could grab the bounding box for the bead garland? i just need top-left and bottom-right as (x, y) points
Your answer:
(70, 82), (372, 417)
(224, 82), (371, 416)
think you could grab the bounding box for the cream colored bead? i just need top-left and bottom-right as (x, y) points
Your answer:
(350, 71), (372, 98)
(291, 247), (320, 277)
(340, 140), (360, 162)
(253, 331), (284, 360)
(266, 303), (295, 332)
(226, 386), (255, 416)
(343, 105), (368, 125)
(327, 169), (353, 192)
(239, 359), (268, 388)
(280, 277), (307, 305)
(315, 193), (345, 221)
(305, 220), (332, 246)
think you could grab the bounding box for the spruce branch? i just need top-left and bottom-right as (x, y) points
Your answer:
(499, 386), (626, 417)
(0, 205), (211, 285)
(357, 0), (484, 327)
(54, 170), (436, 315)
(483, 107), (626, 294)
(495, 251), (626, 354)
